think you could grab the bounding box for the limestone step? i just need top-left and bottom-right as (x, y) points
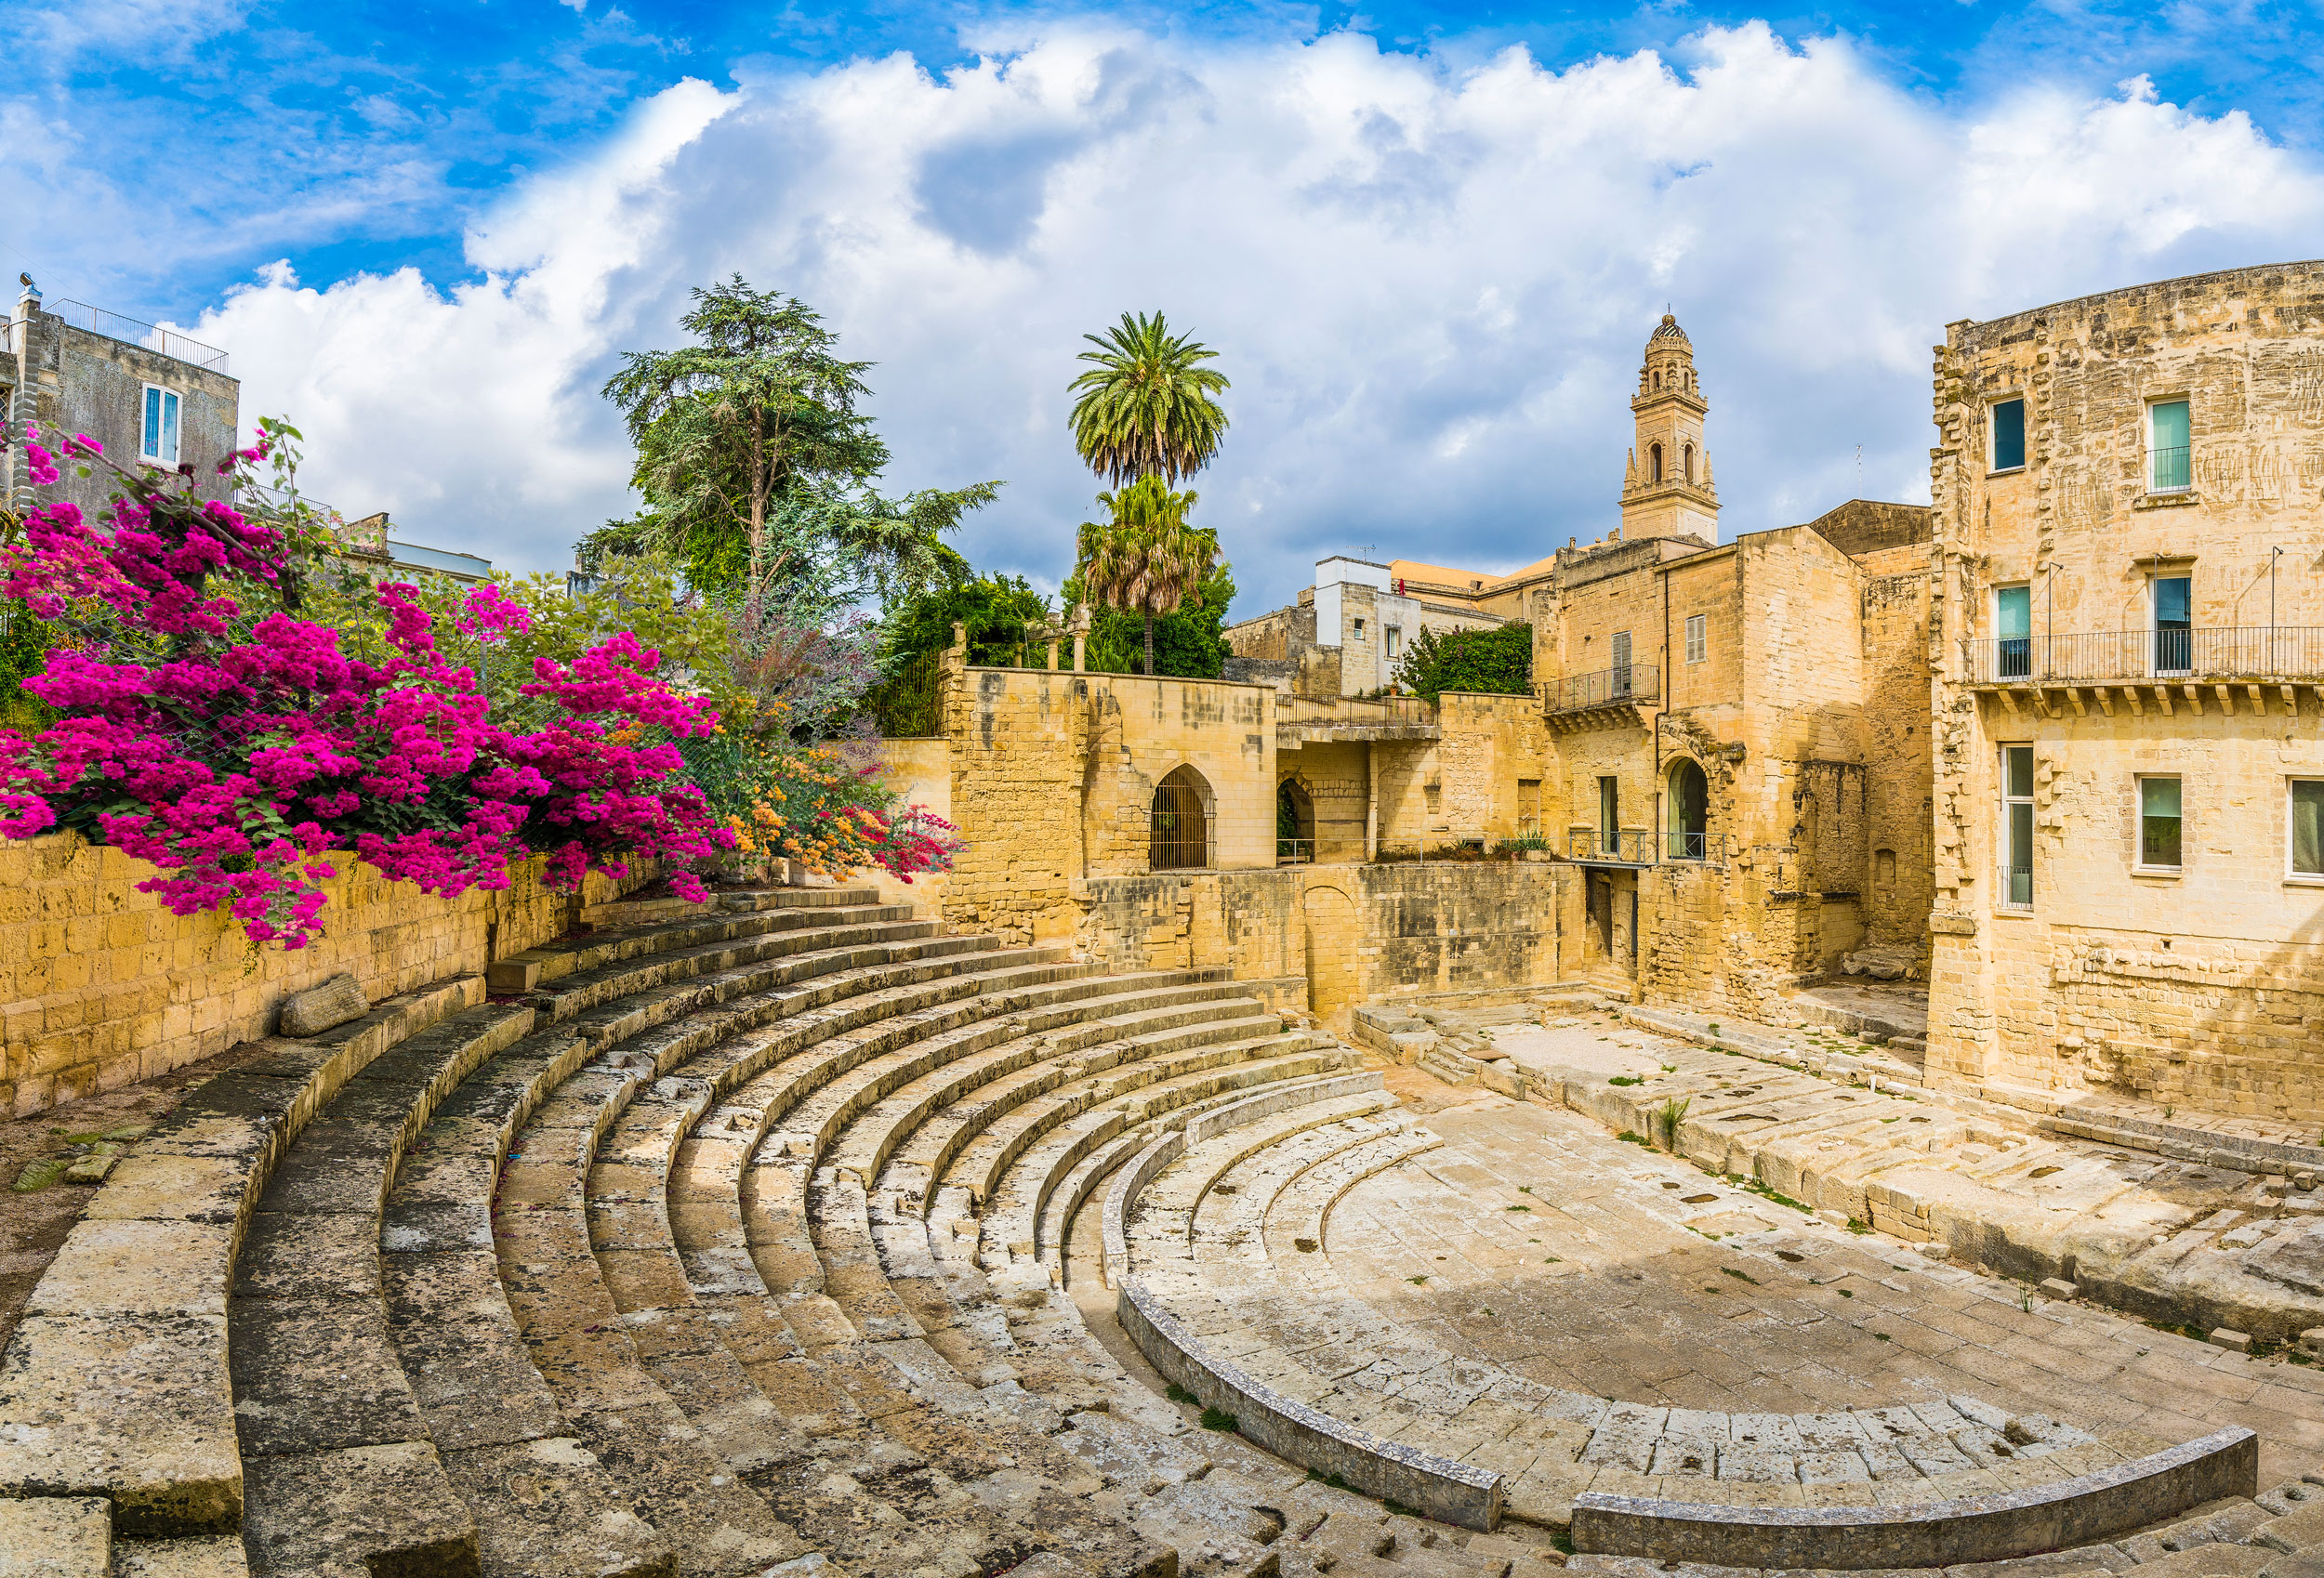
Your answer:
(385, 926), (1048, 1573)
(0, 975), (482, 1538)
(229, 1001), (537, 1577)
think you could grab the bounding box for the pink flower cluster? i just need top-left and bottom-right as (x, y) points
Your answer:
(0, 422), (732, 946)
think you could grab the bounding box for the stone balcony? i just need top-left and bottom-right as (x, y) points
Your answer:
(1962, 627), (2324, 717)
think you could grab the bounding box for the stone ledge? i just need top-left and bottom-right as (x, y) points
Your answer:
(1569, 1425), (2257, 1570)
(1118, 1279), (1504, 1532)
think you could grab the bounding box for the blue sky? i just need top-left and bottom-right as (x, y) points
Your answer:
(11, 1), (2324, 611)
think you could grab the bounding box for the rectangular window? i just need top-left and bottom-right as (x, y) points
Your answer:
(1610, 630), (1631, 697)
(1385, 625), (1401, 659)
(140, 385), (181, 466)
(1598, 777), (1619, 853)
(1684, 613), (1707, 664)
(1353, 617), (1366, 640)
(2149, 399), (2190, 492)
(2292, 781), (2324, 878)
(2152, 575), (2192, 675)
(2138, 776), (2183, 871)
(2000, 745), (2034, 908)
(1990, 398), (2026, 472)
(1995, 585), (2031, 679)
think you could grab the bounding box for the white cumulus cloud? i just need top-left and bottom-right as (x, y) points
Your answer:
(190, 20), (2324, 613)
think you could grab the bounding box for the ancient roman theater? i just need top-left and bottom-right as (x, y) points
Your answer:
(4, 263), (2324, 1578)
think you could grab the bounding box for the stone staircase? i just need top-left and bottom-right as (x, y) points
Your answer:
(14, 890), (2324, 1577)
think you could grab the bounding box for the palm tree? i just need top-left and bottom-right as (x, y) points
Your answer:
(1068, 312), (1230, 486)
(1075, 477), (1221, 677)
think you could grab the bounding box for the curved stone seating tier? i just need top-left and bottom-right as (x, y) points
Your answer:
(0, 971), (484, 1546)
(1103, 1085), (2267, 1556)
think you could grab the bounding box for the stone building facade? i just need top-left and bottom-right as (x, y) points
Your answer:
(4, 282), (239, 519)
(923, 315), (1936, 1031)
(1923, 263), (2324, 1116)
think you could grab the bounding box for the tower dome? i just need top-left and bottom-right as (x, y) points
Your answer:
(1649, 312), (1690, 347)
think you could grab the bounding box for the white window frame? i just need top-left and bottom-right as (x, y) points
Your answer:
(2146, 396), (2191, 494)
(1384, 625), (1401, 660)
(140, 383), (182, 467)
(1684, 613), (1706, 665)
(2291, 777), (2324, 885)
(1987, 395), (2027, 475)
(1999, 744), (2034, 911)
(2133, 774), (2184, 876)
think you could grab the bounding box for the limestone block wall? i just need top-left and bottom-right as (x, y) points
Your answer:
(1436, 692), (1550, 845)
(0, 834), (642, 1118)
(943, 665), (1090, 945)
(1924, 263), (2324, 1105)
(1274, 741), (1370, 861)
(1076, 863), (1568, 1031)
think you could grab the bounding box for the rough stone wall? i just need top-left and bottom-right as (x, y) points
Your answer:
(1860, 570), (1937, 949)
(1436, 693), (1549, 845)
(1075, 863), (1567, 1031)
(0, 835), (641, 1118)
(1274, 741), (1370, 861)
(1923, 262), (2324, 1106)
(1223, 603), (1314, 662)
(7, 309), (239, 519)
(941, 664), (1276, 941)
(943, 664), (1090, 945)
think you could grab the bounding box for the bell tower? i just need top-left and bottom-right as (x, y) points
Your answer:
(1619, 313), (1717, 543)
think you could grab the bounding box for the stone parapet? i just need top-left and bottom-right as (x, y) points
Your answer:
(1570, 1426), (2257, 1570)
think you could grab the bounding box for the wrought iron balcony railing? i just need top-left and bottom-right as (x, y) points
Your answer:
(1964, 626), (2324, 686)
(1276, 837), (1315, 865)
(1566, 829), (1656, 863)
(1550, 663), (1660, 713)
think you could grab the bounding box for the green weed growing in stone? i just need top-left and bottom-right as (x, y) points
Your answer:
(1872, 1332), (1893, 1342)
(1708, 1024), (1721, 1036)
(1837, 1287), (1854, 1297)
(1504, 1203), (1531, 1211)
(1167, 1383), (1197, 1405)
(1617, 1130), (1650, 1146)
(1406, 1274), (1428, 1285)
(1722, 1267), (1760, 1286)
(1655, 1096), (1691, 1151)
(1845, 1217), (1870, 1234)
(1199, 1406), (1239, 1432)
(1609, 1075), (1642, 1087)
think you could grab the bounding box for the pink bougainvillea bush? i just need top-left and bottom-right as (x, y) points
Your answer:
(0, 420), (732, 946)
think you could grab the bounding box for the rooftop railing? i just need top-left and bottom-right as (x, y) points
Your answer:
(1549, 663), (1659, 713)
(48, 299), (230, 375)
(1276, 694), (1438, 730)
(1964, 626), (2324, 686)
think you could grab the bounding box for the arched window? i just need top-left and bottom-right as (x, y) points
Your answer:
(1276, 779), (1314, 864)
(1151, 766), (1210, 870)
(1683, 443), (1696, 483)
(1648, 443), (1663, 483)
(1652, 370), (1662, 390)
(1668, 759), (1709, 861)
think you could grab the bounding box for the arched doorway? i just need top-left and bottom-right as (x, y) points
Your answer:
(1150, 765), (1210, 870)
(1668, 758), (1709, 861)
(1276, 778), (1314, 864)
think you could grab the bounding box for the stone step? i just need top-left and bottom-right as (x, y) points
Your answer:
(229, 1001), (538, 1577)
(0, 975), (482, 1538)
(380, 925), (1063, 1572)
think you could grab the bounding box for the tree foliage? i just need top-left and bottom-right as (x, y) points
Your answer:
(862, 574), (1054, 737)
(1392, 622), (1534, 704)
(1068, 311), (1230, 488)
(587, 277), (997, 611)
(1072, 558), (1235, 681)
(1072, 477), (1222, 677)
